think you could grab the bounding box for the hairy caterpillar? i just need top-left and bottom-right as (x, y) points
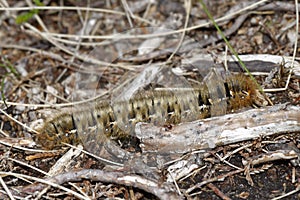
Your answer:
(35, 74), (268, 150)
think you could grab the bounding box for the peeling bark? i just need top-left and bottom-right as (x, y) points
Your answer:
(136, 105), (300, 154)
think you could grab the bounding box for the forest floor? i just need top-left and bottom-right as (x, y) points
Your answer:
(0, 0), (300, 199)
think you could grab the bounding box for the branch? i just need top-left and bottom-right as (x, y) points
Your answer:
(20, 169), (182, 200)
(136, 105), (300, 154)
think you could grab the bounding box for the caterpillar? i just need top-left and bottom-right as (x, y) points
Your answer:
(35, 73), (268, 150)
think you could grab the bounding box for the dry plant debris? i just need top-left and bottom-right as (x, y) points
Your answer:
(0, 0), (300, 199)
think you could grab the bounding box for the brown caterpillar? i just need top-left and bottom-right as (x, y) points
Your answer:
(35, 74), (268, 150)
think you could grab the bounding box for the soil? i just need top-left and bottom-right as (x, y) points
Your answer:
(0, 0), (299, 199)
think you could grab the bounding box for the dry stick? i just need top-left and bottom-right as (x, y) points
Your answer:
(142, 0), (153, 19)
(255, 1), (300, 12)
(121, 0), (133, 28)
(19, 169), (182, 200)
(187, 169), (245, 194)
(220, 143), (253, 162)
(0, 108), (39, 134)
(0, 176), (15, 200)
(0, 0), (9, 8)
(136, 104), (300, 155)
(0, 128), (8, 137)
(215, 153), (242, 170)
(0, 172), (89, 200)
(63, 143), (124, 167)
(167, 167), (182, 196)
(272, 185), (300, 200)
(0, 5), (124, 14)
(207, 183), (231, 200)
(8, 157), (49, 176)
(0, 139), (57, 153)
(167, 0), (191, 62)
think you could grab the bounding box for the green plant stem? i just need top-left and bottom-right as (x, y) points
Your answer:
(198, 0), (263, 92)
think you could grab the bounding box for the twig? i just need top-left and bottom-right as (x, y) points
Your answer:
(272, 185), (300, 200)
(63, 143), (124, 167)
(19, 169), (182, 200)
(8, 158), (49, 176)
(136, 104), (300, 154)
(0, 108), (39, 134)
(0, 139), (57, 153)
(0, 172), (89, 200)
(0, 176), (15, 200)
(207, 183), (231, 200)
(121, 0), (133, 28)
(167, 0), (191, 62)
(187, 169), (244, 194)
